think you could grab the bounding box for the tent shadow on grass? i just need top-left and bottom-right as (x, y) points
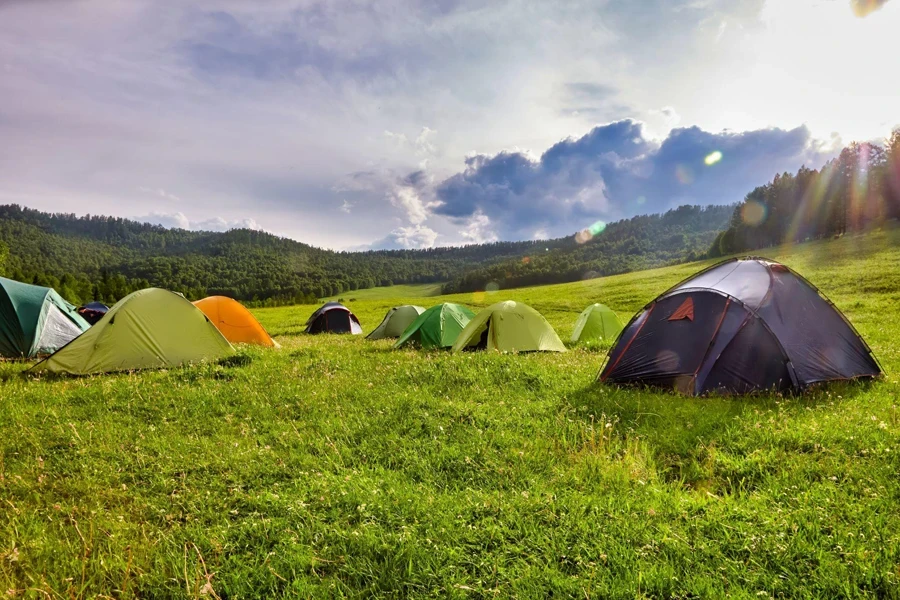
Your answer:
(564, 379), (874, 489)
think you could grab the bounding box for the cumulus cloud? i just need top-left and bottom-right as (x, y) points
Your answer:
(460, 211), (499, 244)
(136, 212), (262, 232)
(388, 170), (439, 225)
(370, 224), (439, 249)
(431, 119), (835, 240)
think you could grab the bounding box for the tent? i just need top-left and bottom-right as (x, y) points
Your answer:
(0, 276), (89, 358)
(571, 303), (623, 343)
(31, 288), (234, 375)
(451, 301), (566, 353)
(600, 257), (881, 395)
(77, 301), (110, 325)
(305, 302), (362, 335)
(367, 305), (425, 340)
(394, 303), (475, 349)
(193, 296), (277, 347)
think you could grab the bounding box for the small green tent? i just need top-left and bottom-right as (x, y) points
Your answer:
(0, 276), (89, 358)
(31, 288), (233, 375)
(452, 301), (566, 353)
(394, 303), (475, 349)
(367, 305), (425, 340)
(571, 303), (622, 343)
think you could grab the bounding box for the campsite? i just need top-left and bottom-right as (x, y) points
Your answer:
(2, 0), (900, 596)
(1, 229), (898, 597)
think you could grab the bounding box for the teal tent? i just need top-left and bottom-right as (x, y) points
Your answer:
(0, 277), (90, 358)
(394, 303), (476, 349)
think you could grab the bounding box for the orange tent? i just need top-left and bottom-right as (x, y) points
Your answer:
(193, 296), (277, 347)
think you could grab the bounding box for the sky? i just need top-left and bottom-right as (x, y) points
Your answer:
(0, 0), (897, 249)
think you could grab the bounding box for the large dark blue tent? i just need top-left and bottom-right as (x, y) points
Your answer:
(600, 257), (881, 395)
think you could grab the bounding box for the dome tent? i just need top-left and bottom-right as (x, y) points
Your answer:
(600, 257), (881, 395)
(305, 302), (362, 335)
(394, 303), (475, 350)
(571, 303), (622, 344)
(452, 301), (566, 353)
(194, 296), (277, 347)
(31, 288), (233, 375)
(77, 301), (110, 325)
(0, 276), (89, 358)
(367, 305), (425, 340)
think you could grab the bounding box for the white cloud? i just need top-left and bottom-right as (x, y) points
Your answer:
(340, 199), (353, 213)
(371, 224), (439, 249)
(415, 127), (437, 156)
(388, 181), (438, 225)
(136, 211), (262, 232)
(460, 212), (498, 244)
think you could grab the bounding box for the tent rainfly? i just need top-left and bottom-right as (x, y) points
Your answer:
(367, 305), (425, 340)
(571, 303), (622, 344)
(31, 288), (234, 375)
(451, 301), (566, 353)
(0, 276), (89, 358)
(305, 302), (362, 334)
(394, 303), (475, 350)
(600, 257), (882, 395)
(193, 296), (278, 347)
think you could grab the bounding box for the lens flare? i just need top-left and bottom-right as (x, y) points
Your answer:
(521, 256), (531, 265)
(485, 281), (500, 294)
(636, 196), (646, 205)
(741, 199), (767, 226)
(675, 164), (694, 184)
(704, 150), (723, 166)
(575, 220), (607, 244)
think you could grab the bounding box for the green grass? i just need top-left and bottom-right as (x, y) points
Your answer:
(2, 229), (900, 598)
(322, 283), (444, 302)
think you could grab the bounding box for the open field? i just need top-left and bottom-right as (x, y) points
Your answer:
(2, 229), (900, 598)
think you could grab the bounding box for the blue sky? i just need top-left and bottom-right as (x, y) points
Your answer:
(0, 0), (896, 248)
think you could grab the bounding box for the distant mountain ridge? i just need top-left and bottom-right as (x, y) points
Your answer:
(0, 203), (732, 305)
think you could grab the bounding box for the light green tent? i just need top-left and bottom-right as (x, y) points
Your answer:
(0, 276), (89, 358)
(366, 305), (425, 340)
(451, 301), (566, 353)
(31, 288), (233, 375)
(571, 303), (623, 343)
(394, 303), (475, 349)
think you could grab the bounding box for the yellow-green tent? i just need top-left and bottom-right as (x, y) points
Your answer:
(571, 303), (623, 343)
(367, 305), (425, 340)
(451, 301), (566, 353)
(31, 288), (233, 375)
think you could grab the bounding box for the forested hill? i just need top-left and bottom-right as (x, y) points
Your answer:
(711, 132), (900, 256)
(0, 203), (731, 305)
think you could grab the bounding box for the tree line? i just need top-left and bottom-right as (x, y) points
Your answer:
(440, 205), (733, 293)
(0, 203), (730, 305)
(711, 131), (900, 256)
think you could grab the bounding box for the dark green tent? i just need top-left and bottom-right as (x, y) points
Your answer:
(394, 303), (475, 349)
(0, 277), (90, 358)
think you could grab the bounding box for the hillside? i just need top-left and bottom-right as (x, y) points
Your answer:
(1, 229), (898, 597)
(0, 204), (731, 305)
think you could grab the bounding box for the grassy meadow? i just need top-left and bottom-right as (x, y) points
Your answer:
(2, 229), (900, 598)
